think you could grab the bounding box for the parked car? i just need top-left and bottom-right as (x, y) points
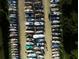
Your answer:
(27, 50), (34, 53)
(52, 53), (60, 57)
(52, 37), (60, 39)
(51, 8), (59, 11)
(50, 0), (60, 3)
(26, 42), (34, 45)
(33, 34), (45, 38)
(35, 31), (44, 34)
(50, 4), (58, 7)
(52, 41), (60, 44)
(27, 53), (37, 57)
(9, 28), (17, 31)
(34, 22), (44, 26)
(52, 44), (60, 48)
(25, 22), (34, 26)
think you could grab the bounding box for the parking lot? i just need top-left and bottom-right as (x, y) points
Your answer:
(8, 0), (62, 59)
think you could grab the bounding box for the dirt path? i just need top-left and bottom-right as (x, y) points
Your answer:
(43, 0), (52, 59)
(18, 0), (27, 59)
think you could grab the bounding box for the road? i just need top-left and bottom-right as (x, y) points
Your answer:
(18, 0), (27, 59)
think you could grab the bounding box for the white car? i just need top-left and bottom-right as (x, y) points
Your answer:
(34, 47), (40, 50)
(52, 53), (60, 57)
(27, 53), (36, 57)
(51, 8), (59, 11)
(26, 38), (34, 41)
(11, 38), (18, 40)
(37, 55), (44, 58)
(9, 28), (17, 31)
(27, 58), (36, 59)
(26, 42), (34, 45)
(10, 24), (17, 27)
(50, 0), (59, 3)
(26, 18), (35, 22)
(52, 20), (60, 23)
(52, 37), (60, 39)
(40, 46), (44, 50)
(52, 48), (59, 52)
(37, 43), (45, 46)
(52, 57), (60, 59)
(12, 0), (16, 4)
(25, 22), (34, 26)
(53, 11), (61, 15)
(34, 22), (44, 26)
(25, 30), (34, 33)
(24, 9), (33, 12)
(35, 31), (43, 33)
(52, 25), (60, 27)
(12, 44), (18, 46)
(36, 51), (41, 54)
(52, 51), (59, 54)
(9, 33), (18, 37)
(33, 34), (45, 38)
(27, 50), (34, 53)
(52, 41), (60, 43)
(50, 4), (58, 7)
(52, 33), (61, 35)
(38, 39), (45, 42)
(11, 53), (19, 56)
(9, 14), (16, 18)
(41, 18), (44, 20)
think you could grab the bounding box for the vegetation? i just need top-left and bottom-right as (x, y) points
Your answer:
(59, 0), (78, 59)
(0, 0), (9, 59)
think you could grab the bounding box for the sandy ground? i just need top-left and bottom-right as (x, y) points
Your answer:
(18, 0), (27, 59)
(43, 0), (52, 59)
